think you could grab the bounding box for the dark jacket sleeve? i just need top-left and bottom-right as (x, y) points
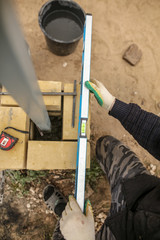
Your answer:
(109, 99), (160, 161)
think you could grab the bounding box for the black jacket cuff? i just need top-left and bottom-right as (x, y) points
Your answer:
(109, 99), (131, 122)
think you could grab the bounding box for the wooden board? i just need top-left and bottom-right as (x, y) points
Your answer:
(0, 107), (29, 169)
(38, 81), (61, 111)
(1, 86), (17, 106)
(62, 83), (90, 140)
(1, 81), (62, 111)
(27, 141), (90, 170)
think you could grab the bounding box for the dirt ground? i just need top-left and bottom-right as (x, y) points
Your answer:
(1, 0), (160, 239)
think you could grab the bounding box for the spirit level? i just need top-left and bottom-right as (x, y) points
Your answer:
(75, 14), (92, 212)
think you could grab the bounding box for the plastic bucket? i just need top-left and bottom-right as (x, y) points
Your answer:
(38, 0), (85, 56)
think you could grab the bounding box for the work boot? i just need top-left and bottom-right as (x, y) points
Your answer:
(43, 184), (67, 218)
(43, 185), (66, 240)
(96, 135), (149, 214)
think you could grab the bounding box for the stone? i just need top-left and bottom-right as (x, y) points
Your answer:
(97, 212), (107, 219)
(38, 194), (42, 198)
(53, 175), (60, 179)
(152, 165), (157, 171)
(63, 62), (68, 68)
(46, 210), (49, 214)
(150, 164), (156, 172)
(27, 203), (31, 209)
(150, 170), (155, 175)
(123, 44), (142, 66)
(29, 187), (35, 195)
(101, 218), (105, 223)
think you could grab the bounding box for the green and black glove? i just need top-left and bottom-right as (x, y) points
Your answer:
(85, 79), (115, 111)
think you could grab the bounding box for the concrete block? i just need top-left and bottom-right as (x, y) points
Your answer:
(27, 141), (90, 170)
(0, 107), (29, 169)
(62, 83), (90, 140)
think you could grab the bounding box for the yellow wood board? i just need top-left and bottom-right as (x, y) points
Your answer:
(27, 141), (90, 170)
(0, 107), (29, 169)
(39, 81), (61, 111)
(1, 85), (17, 106)
(62, 83), (90, 140)
(1, 81), (62, 111)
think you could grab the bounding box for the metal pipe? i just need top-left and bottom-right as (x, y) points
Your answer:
(0, 92), (77, 96)
(0, 0), (51, 131)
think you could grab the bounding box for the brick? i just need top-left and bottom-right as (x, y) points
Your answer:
(123, 44), (142, 66)
(0, 107), (29, 169)
(62, 83), (90, 140)
(27, 141), (90, 170)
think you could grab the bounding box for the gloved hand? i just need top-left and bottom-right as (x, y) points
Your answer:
(60, 196), (95, 240)
(85, 79), (115, 111)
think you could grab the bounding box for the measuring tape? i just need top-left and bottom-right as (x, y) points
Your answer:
(75, 14), (92, 212)
(0, 127), (29, 151)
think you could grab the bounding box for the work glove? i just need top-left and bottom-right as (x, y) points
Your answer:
(60, 196), (95, 240)
(85, 79), (115, 111)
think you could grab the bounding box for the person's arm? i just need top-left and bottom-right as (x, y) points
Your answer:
(85, 79), (160, 160)
(109, 99), (160, 160)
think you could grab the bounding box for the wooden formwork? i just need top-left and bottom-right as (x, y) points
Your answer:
(0, 81), (90, 170)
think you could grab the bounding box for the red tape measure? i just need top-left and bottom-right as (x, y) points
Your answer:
(0, 127), (29, 151)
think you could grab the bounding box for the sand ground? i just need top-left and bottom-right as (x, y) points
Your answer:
(15, 0), (160, 168)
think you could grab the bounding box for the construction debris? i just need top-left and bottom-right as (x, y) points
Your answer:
(123, 44), (142, 66)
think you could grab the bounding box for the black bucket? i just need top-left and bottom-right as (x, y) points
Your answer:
(38, 0), (85, 56)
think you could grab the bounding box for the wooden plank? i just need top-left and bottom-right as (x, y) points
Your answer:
(0, 107), (29, 169)
(1, 81), (62, 111)
(39, 81), (61, 111)
(27, 141), (90, 170)
(1, 85), (18, 106)
(62, 83), (90, 140)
